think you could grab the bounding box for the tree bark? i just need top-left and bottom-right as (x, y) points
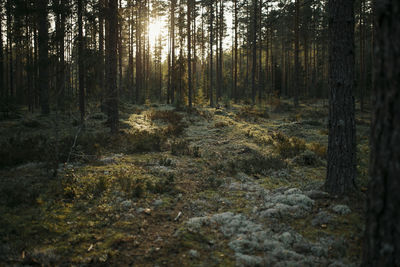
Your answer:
(78, 0), (85, 122)
(325, 0), (356, 195)
(209, 3), (214, 107)
(37, 0), (50, 114)
(251, 0), (257, 105)
(0, 3), (4, 99)
(107, 0), (119, 133)
(362, 0), (400, 265)
(294, 0), (299, 107)
(187, 0), (192, 108)
(233, 0), (238, 103)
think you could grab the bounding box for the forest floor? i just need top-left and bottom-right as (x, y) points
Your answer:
(0, 99), (370, 266)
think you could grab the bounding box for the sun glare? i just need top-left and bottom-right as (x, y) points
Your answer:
(148, 19), (165, 48)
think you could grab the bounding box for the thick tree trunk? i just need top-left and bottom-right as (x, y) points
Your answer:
(362, 0), (400, 265)
(107, 0), (119, 133)
(325, 0), (356, 195)
(37, 0), (50, 114)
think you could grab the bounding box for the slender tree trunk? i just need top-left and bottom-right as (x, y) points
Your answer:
(107, 0), (119, 133)
(359, 0), (365, 112)
(258, 0), (262, 103)
(187, 0), (192, 108)
(325, 0), (356, 195)
(118, 0), (123, 95)
(135, 2), (141, 103)
(209, 3), (214, 107)
(78, 0), (85, 122)
(37, 0), (50, 114)
(251, 0), (257, 105)
(218, 0), (223, 101)
(6, 0), (13, 98)
(99, 0), (106, 111)
(0, 4), (3, 99)
(294, 0), (299, 107)
(170, 0), (176, 104)
(56, 0), (65, 111)
(363, 1), (400, 264)
(233, 0), (238, 103)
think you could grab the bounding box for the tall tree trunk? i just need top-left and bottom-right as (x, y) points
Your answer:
(325, 0), (356, 195)
(362, 0), (400, 265)
(99, 0), (106, 111)
(0, 4), (4, 99)
(135, 1), (141, 103)
(6, 0), (13, 98)
(170, 0), (176, 104)
(251, 0), (257, 105)
(118, 0), (123, 95)
(107, 0), (119, 133)
(294, 0), (299, 107)
(258, 0), (262, 103)
(233, 0), (238, 103)
(219, 0), (223, 100)
(359, 0), (365, 112)
(209, 3), (214, 107)
(78, 0), (85, 122)
(56, 0), (66, 111)
(187, 0), (192, 108)
(37, 0), (50, 114)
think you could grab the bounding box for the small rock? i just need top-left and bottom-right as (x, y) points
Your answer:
(144, 208), (151, 215)
(331, 205), (351, 215)
(279, 232), (294, 247)
(311, 211), (333, 227)
(235, 253), (263, 266)
(121, 200), (133, 210)
(189, 249), (199, 258)
(311, 245), (328, 257)
(153, 199), (163, 207)
(137, 207), (145, 213)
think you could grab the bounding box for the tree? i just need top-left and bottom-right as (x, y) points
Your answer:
(362, 0), (400, 265)
(37, 0), (50, 114)
(208, 0), (214, 107)
(251, 0), (257, 105)
(325, 0), (357, 195)
(106, 0), (119, 133)
(294, 0), (299, 107)
(0, 1), (4, 99)
(187, 0), (192, 107)
(233, 0), (238, 103)
(78, 0), (85, 122)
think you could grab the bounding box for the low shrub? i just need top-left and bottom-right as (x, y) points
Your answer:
(272, 131), (306, 158)
(293, 150), (323, 166)
(229, 150), (287, 175)
(121, 130), (165, 154)
(308, 142), (327, 159)
(236, 106), (269, 121)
